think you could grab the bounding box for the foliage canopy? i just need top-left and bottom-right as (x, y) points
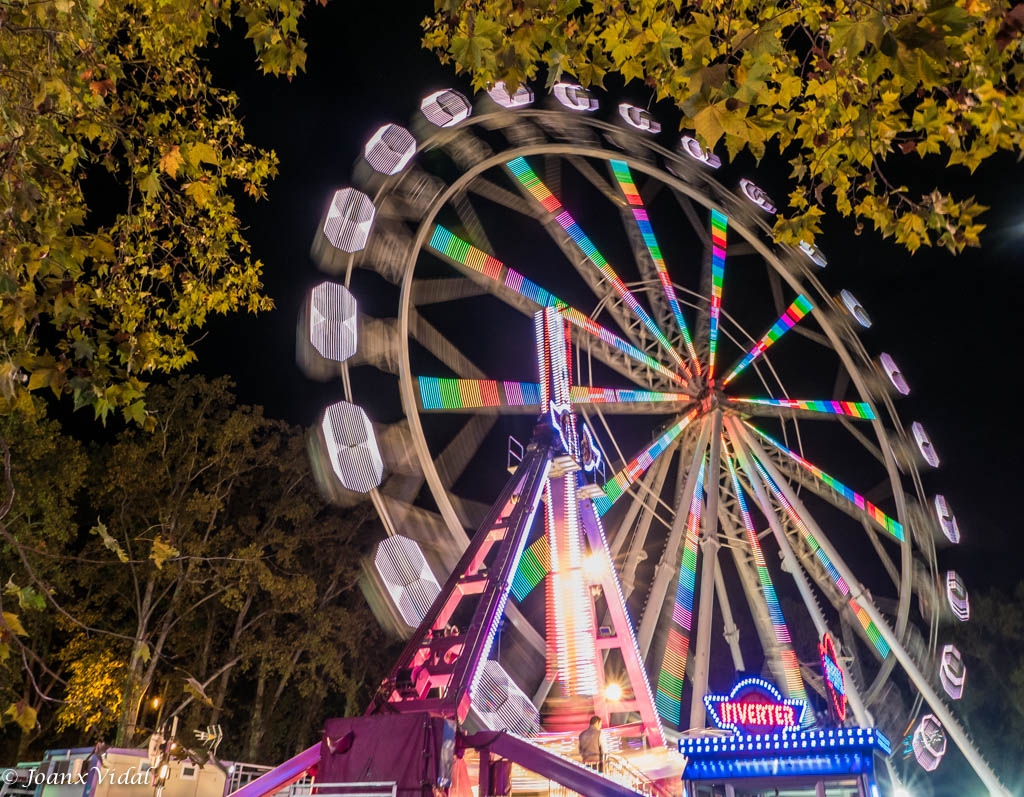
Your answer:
(423, 0), (1024, 254)
(0, 377), (388, 760)
(0, 0), (322, 423)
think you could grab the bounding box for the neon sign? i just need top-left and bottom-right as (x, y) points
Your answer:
(705, 677), (806, 735)
(819, 633), (848, 722)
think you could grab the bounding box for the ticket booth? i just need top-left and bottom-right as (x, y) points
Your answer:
(678, 677), (892, 797)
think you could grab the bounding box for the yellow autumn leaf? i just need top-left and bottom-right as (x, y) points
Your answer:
(160, 145), (184, 179)
(5, 702), (38, 734)
(150, 535), (180, 569)
(3, 612), (28, 637)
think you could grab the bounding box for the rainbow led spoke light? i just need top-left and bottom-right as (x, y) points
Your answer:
(592, 410), (699, 515)
(417, 377), (542, 410)
(655, 459), (705, 725)
(418, 377), (691, 413)
(707, 209), (729, 381)
(726, 458), (810, 718)
(722, 295), (814, 386)
(609, 159), (699, 366)
(748, 424), (903, 542)
(506, 157), (688, 374)
(748, 455), (891, 658)
(511, 534), (551, 602)
(729, 397), (875, 420)
(569, 386), (689, 405)
(428, 225), (687, 389)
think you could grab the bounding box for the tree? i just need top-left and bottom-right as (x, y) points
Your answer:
(422, 0), (1024, 254)
(0, 376), (389, 760)
(0, 0), (325, 423)
(952, 584), (1024, 786)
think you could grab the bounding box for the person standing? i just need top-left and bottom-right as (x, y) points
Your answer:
(578, 715), (604, 772)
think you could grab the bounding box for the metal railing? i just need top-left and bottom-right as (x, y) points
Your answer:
(289, 783), (396, 797)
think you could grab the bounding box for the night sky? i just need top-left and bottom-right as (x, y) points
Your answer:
(196, 2), (1023, 792)
(203, 0), (1023, 591)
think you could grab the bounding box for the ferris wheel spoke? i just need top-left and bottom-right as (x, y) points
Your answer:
(654, 454), (706, 725)
(415, 377), (692, 414)
(411, 277), (488, 305)
(723, 455), (810, 712)
(426, 225), (689, 391)
(722, 423), (872, 726)
(466, 174), (538, 218)
(409, 308), (487, 379)
(706, 210), (729, 382)
(746, 422), (904, 543)
(721, 295), (815, 386)
(609, 159), (700, 368)
(451, 189), (497, 253)
(733, 428), (892, 659)
(566, 154), (628, 206)
(728, 397), (876, 421)
(592, 409), (700, 516)
(637, 418), (713, 655)
(505, 156), (690, 376)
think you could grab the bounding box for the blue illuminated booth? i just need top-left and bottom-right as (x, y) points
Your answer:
(678, 677), (892, 797)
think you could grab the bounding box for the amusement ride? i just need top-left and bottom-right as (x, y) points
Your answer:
(236, 81), (1007, 797)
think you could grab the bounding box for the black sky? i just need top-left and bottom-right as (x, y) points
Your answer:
(200, 0), (1024, 596)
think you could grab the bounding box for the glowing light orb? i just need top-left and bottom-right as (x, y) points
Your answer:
(679, 135), (721, 168)
(939, 644), (966, 700)
(945, 570), (969, 621)
(487, 81), (534, 108)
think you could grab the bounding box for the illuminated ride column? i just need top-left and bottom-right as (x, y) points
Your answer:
(536, 307), (602, 727)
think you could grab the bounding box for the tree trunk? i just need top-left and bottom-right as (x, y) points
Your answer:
(245, 658), (267, 762)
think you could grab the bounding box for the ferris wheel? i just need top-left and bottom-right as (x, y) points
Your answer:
(297, 81), (1005, 794)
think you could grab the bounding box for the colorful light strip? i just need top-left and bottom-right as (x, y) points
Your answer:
(747, 424), (903, 542)
(678, 726), (891, 758)
(729, 397), (875, 420)
(707, 210), (728, 381)
(506, 157), (687, 373)
(748, 455), (890, 658)
(428, 225), (687, 389)
(655, 458), (705, 725)
(511, 535), (550, 602)
(726, 458), (810, 720)
(569, 386), (689, 405)
(592, 410), (699, 515)
(722, 295), (814, 386)
(417, 377), (541, 410)
(609, 159), (699, 367)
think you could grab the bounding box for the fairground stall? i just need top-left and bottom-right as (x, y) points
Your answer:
(678, 676), (892, 797)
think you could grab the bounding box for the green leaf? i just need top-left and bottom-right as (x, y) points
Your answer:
(134, 641), (151, 664)
(182, 141), (219, 169)
(139, 171), (161, 199)
(90, 520), (129, 563)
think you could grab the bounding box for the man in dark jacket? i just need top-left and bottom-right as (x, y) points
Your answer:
(578, 715), (603, 771)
